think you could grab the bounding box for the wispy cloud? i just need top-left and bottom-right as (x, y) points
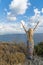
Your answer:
(7, 12), (17, 21)
(0, 22), (25, 35)
(42, 8), (43, 13)
(34, 8), (41, 15)
(0, 0), (43, 34)
(29, 8), (43, 33)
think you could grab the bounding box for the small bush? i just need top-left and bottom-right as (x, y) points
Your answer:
(35, 42), (43, 57)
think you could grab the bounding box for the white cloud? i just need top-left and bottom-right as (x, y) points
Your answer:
(21, 20), (28, 30)
(42, 8), (43, 13)
(21, 20), (25, 25)
(6, 0), (31, 21)
(0, 16), (43, 35)
(7, 16), (17, 21)
(0, 19), (30, 35)
(34, 8), (40, 15)
(7, 12), (17, 21)
(29, 8), (42, 24)
(0, 22), (25, 35)
(9, 0), (30, 15)
(30, 8), (42, 22)
(7, 12), (11, 16)
(29, 8), (43, 33)
(20, 19), (43, 33)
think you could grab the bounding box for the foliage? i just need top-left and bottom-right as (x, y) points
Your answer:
(34, 42), (43, 57)
(0, 42), (43, 65)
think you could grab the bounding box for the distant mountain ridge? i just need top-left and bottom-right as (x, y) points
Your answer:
(0, 33), (43, 44)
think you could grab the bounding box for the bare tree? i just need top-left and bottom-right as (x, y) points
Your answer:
(21, 21), (40, 60)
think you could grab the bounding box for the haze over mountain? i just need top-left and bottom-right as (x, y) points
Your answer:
(0, 33), (43, 45)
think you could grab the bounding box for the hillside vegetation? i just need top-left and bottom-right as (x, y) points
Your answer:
(0, 42), (43, 65)
(34, 42), (43, 57)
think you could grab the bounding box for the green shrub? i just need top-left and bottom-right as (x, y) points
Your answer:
(35, 42), (43, 57)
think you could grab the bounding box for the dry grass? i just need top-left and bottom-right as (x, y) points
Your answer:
(0, 42), (26, 65)
(0, 42), (43, 65)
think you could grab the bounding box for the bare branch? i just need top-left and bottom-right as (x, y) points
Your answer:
(21, 22), (27, 33)
(33, 21), (40, 31)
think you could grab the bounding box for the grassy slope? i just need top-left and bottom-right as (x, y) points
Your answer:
(0, 42), (43, 65)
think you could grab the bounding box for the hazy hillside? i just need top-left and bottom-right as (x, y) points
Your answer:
(0, 42), (43, 65)
(0, 33), (43, 44)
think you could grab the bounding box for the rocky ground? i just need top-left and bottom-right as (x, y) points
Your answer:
(0, 42), (43, 65)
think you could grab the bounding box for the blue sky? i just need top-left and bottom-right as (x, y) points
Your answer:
(0, 0), (43, 34)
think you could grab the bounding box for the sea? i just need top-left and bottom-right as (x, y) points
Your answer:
(0, 33), (43, 45)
